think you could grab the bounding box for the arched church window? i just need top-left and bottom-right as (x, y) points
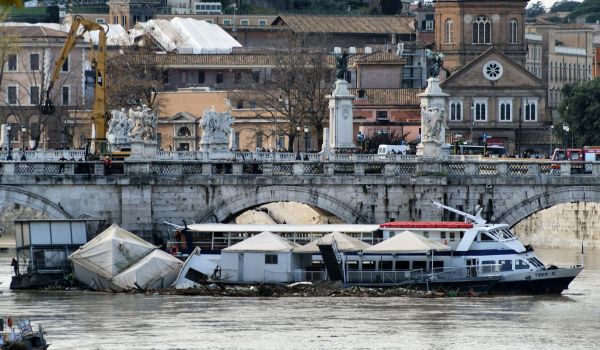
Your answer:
(444, 19), (453, 44)
(472, 16), (491, 44)
(509, 19), (518, 44)
(178, 126), (192, 137)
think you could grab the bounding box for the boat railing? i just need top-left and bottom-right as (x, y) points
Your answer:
(345, 269), (416, 284)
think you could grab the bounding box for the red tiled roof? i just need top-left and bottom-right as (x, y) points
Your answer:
(351, 88), (422, 106)
(272, 15), (415, 34)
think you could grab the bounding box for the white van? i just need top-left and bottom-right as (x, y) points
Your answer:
(377, 144), (410, 155)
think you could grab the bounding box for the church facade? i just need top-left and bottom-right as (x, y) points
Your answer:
(434, 0), (552, 155)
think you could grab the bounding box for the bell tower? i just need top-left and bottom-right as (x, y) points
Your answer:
(434, 0), (528, 69)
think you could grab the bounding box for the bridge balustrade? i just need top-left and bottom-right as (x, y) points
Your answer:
(1, 153), (597, 177)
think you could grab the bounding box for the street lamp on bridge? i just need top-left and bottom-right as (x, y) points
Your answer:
(295, 125), (301, 160)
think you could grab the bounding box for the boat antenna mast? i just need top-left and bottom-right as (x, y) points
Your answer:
(431, 201), (487, 225)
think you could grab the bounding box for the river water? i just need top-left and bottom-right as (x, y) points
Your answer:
(1, 248), (599, 350)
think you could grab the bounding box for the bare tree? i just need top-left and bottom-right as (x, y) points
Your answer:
(106, 33), (168, 112)
(3, 44), (87, 149)
(231, 34), (335, 152)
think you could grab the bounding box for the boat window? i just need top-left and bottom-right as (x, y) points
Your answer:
(449, 232), (456, 241)
(480, 232), (495, 241)
(380, 261), (393, 270)
(412, 261), (427, 270)
(527, 257), (544, 268)
(486, 228), (516, 240)
(440, 232), (446, 239)
(395, 261), (410, 270)
(265, 254), (278, 264)
(482, 260), (495, 265)
(460, 232), (465, 239)
(499, 260), (512, 271)
(515, 259), (530, 270)
(431, 261), (444, 271)
(347, 261), (359, 271)
(423, 232), (429, 238)
(362, 261), (376, 270)
(532, 257), (544, 267)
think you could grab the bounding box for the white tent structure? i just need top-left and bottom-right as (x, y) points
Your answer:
(133, 17), (242, 54)
(364, 230), (451, 254)
(294, 231), (372, 254)
(68, 224), (155, 289)
(111, 249), (183, 291)
(221, 231), (301, 283)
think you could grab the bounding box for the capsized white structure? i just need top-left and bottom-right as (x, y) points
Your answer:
(364, 230), (451, 254)
(173, 247), (208, 289)
(111, 249), (183, 291)
(221, 231), (301, 283)
(68, 224), (155, 289)
(294, 231), (371, 253)
(133, 17), (242, 54)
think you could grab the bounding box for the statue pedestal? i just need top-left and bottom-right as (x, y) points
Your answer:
(417, 77), (449, 158)
(129, 139), (157, 159)
(327, 79), (356, 152)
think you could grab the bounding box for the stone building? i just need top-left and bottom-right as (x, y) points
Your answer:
(434, 0), (527, 70)
(0, 25), (89, 150)
(433, 0), (550, 154)
(108, 0), (165, 29)
(525, 23), (595, 121)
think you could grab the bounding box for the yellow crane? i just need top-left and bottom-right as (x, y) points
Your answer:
(41, 16), (108, 155)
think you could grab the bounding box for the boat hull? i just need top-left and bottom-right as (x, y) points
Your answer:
(492, 267), (583, 294)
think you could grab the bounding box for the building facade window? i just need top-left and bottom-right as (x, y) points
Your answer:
(30, 53), (40, 71)
(256, 133), (263, 149)
(509, 19), (518, 44)
(449, 100), (462, 121)
(62, 86), (70, 106)
(122, 15), (127, 28)
(444, 19), (453, 44)
(62, 56), (69, 72)
(216, 72), (223, 84)
(472, 16), (491, 44)
(240, 19), (249, 25)
(258, 19), (267, 26)
(30, 86), (40, 106)
(376, 110), (389, 121)
(180, 71), (187, 84)
(198, 71), (205, 84)
(7, 86), (17, 105)
(523, 98), (538, 121)
(234, 71), (242, 83)
(8, 54), (17, 71)
(498, 98), (512, 122)
(252, 71), (260, 83)
(473, 98), (488, 121)
(222, 19), (231, 25)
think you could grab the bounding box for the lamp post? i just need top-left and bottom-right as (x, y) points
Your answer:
(549, 125), (554, 156)
(562, 124), (569, 150)
(303, 125), (309, 161)
(295, 125), (301, 160)
(21, 126), (28, 150)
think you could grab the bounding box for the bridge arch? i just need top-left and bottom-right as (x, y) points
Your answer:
(199, 185), (368, 224)
(495, 186), (600, 227)
(0, 185), (72, 219)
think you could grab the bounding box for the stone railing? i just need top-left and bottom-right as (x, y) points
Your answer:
(0, 158), (596, 177)
(0, 150), (86, 161)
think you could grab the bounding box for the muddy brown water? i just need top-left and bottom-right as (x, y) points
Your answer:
(1, 248), (599, 350)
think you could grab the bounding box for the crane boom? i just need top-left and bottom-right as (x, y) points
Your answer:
(41, 16), (108, 145)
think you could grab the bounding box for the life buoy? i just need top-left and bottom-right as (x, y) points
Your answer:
(170, 246), (178, 255)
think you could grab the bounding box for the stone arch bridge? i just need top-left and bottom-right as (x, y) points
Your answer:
(0, 154), (597, 237)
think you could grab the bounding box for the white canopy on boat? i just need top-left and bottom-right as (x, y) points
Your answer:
(294, 231), (372, 253)
(69, 224), (155, 279)
(364, 230), (451, 254)
(111, 249), (183, 291)
(223, 231), (300, 253)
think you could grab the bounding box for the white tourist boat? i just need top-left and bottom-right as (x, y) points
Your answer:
(373, 202), (583, 294)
